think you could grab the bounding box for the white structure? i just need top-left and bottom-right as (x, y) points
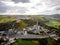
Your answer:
(34, 21), (40, 29)
(32, 21), (41, 33)
(24, 30), (27, 35)
(23, 28), (27, 35)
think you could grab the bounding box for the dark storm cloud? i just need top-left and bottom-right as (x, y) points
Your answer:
(0, 1), (28, 14)
(12, 0), (30, 3)
(0, 2), (7, 13)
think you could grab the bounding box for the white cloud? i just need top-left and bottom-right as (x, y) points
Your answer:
(0, 0), (60, 15)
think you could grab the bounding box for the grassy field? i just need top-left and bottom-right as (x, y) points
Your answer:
(12, 39), (39, 45)
(0, 16), (16, 24)
(45, 20), (60, 28)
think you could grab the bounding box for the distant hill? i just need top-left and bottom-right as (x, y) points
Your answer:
(50, 14), (60, 18)
(42, 14), (60, 21)
(13, 15), (28, 19)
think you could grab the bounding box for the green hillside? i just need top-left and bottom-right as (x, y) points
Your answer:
(45, 20), (60, 29)
(31, 15), (47, 22)
(0, 16), (16, 24)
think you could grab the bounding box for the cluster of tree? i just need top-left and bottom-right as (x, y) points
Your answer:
(17, 21), (28, 30)
(0, 21), (17, 31)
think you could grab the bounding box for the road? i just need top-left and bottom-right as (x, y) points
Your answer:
(14, 34), (49, 39)
(8, 31), (59, 39)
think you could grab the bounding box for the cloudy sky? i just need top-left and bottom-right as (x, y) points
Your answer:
(0, 0), (60, 15)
